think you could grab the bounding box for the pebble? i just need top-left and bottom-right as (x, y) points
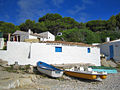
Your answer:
(34, 73), (120, 90)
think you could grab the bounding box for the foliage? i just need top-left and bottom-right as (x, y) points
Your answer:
(39, 13), (62, 22)
(0, 12), (120, 44)
(34, 22), (47, 33)
(38, 13), (80, 35)
(107, 15), (117, 30)
(19, 19), (35, 32)
(99, 31), (120, 42)
(116, 13), (120, 29)
(0, 22), (16, 33)
(56, 28), (101, 44)
(86, 20), (107, 32)
(2, 46), (7, 50)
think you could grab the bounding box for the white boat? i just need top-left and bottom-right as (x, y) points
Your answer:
(37, 61), (63, 78)
(65, 67), (107, 80)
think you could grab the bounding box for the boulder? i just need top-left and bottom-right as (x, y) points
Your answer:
(101, 58), (109, 67)
(107, 61), (117, 67)
(0, 59), (8, 66)
(101, 58), (117, 67)
(27, 65), (34, 73)
(19, 78), (33, 87)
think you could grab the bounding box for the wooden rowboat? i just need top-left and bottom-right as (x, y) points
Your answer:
(64, 67), (107, 80)
(37, 61), (63, 78)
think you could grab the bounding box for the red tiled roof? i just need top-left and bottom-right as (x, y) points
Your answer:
(39, 41), (97, 47)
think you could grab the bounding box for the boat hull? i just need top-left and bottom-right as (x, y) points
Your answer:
(65, 71), (97, 80)
(99, 75), (107, 79)
(65, 71), (107, 80)
(37, 67), (63, 78)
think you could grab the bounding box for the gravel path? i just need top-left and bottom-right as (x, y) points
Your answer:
(33, 73), (120, 90)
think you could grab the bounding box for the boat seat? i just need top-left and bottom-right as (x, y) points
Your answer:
(79, 67), (84, 71)
(87, 68), (92, 72)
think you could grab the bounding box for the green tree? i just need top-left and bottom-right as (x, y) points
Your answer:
(0, 22), (16, 33)
(34, 22), (47, 33)
(56, 28), (101, 44)
(39, 13), (62, 22)
(19, 19), (35, 32)
(116, 13), (120, 30)
(99, 30), (120, 42)
(86, 20), (107, 32)
(38, 13), (80, 35)
(107, 15), (117, 30)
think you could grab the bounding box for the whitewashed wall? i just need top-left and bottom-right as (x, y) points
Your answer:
(29, 35), (37, 39)
(100, 41), (120, 62)
(20, 34), (29, 42)
(40, 32), (55, 41)
(0, 38), (4, 49)
(0, 41), (101, 66)
(31, 43), (100, 66)
(47, 32), (55, 41)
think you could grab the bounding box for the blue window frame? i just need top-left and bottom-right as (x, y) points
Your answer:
(88, 48), (90, 53)
(55, 47), (62, 52)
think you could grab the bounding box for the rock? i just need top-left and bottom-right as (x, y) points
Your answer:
(0, 79), (20, 89)
(0, 59), (8, 66)
(28, 75), (37, 81)
(107, 61), (117, 67)
(0, 71), (36, 89)
(13, 65), (19, 70)
(0, 78), (34, 89)
(27, 65), (34, 73)
(19, 78), (33, 87)
(101, 58), (117, 67)
(101, 58), (110, 67)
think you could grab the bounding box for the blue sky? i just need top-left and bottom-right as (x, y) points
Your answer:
(0, 0), (120, 25)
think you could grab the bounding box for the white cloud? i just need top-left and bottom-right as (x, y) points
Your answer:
(67, 0), (93, 22)
(52, 0), (64, 7)
(17, 0), (51, 24)
(67, 5), (86, 15)
(79, 12), (88, 22)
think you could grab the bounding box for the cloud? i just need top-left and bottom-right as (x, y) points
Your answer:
(67, 5), (86, 15)
(79, 12), (88, 22)
(67, 0), (93, 22)
(17, 0), (51, 24)
(52, 0), (64, 7)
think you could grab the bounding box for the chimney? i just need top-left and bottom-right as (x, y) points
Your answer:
(8, 33), (11, 41)
(28, 29), (33, 34)
(28, 29), (31, 34)
(106, 37), (110, 42)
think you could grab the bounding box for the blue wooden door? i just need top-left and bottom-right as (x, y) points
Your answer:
(109, 45), (114, 58)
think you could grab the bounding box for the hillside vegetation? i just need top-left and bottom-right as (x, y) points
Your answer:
(0, 13), (120, 44)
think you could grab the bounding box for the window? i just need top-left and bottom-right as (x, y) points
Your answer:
(55, 47), (62, 52)
(88, 48), (91, 53)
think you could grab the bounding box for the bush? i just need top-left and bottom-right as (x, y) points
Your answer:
(3, 46), (7, 50)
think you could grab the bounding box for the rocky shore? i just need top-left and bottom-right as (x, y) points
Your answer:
(0, 65), (120, 90)
(0, 59), (120, 90)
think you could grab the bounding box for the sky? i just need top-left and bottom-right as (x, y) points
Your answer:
(0, 0), (120, 25)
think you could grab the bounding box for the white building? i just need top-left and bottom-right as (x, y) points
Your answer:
(0, 38), (4, 49)
(11, 29), (55, 42)
(0, 41), (101, 66)
(100, 39), (120, 62)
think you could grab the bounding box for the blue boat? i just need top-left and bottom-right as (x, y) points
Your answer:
(37, 61), (63, 78)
